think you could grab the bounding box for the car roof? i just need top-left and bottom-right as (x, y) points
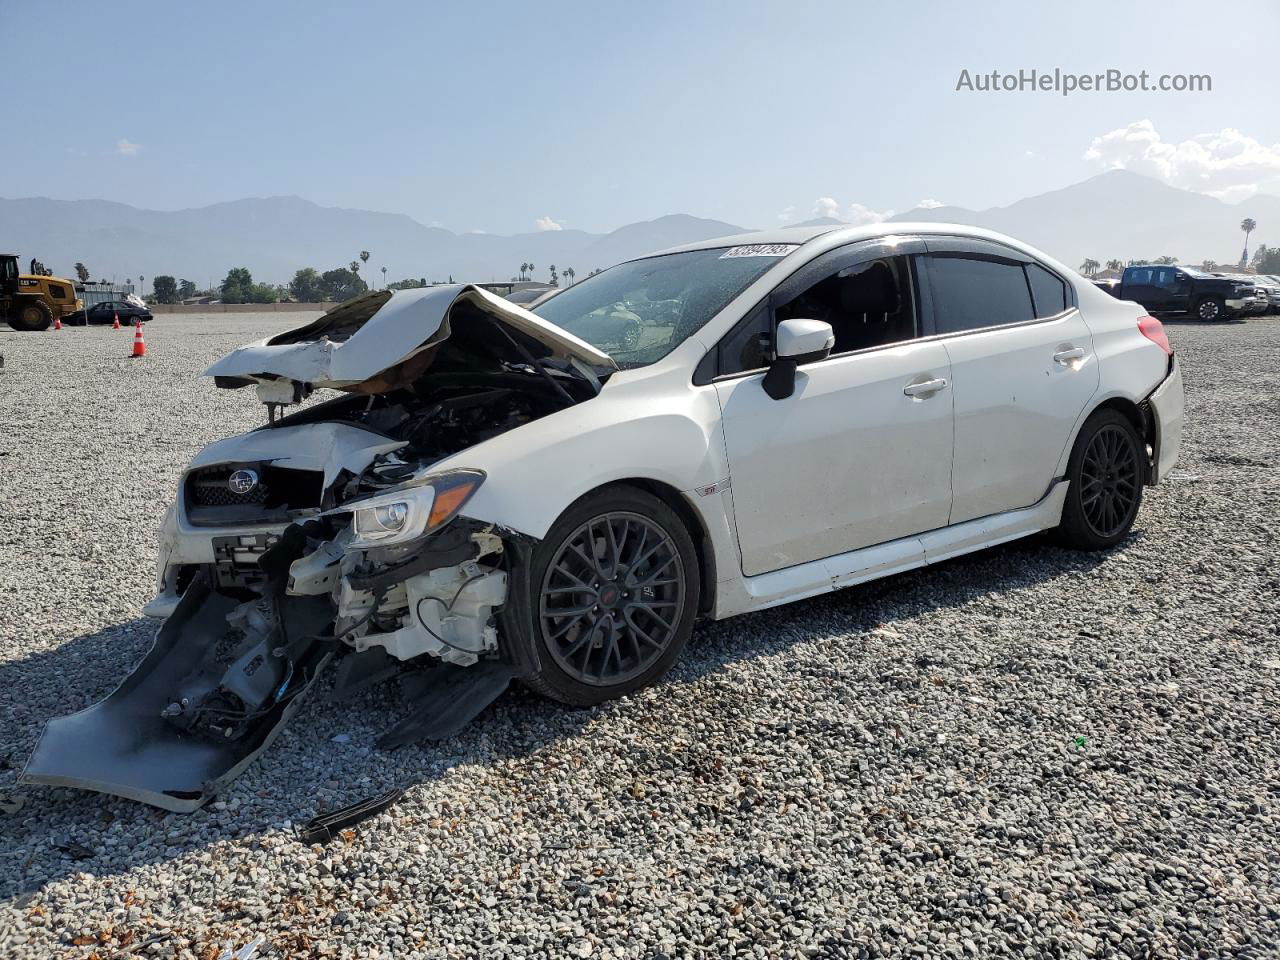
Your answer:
(641, 221), (1068, 263)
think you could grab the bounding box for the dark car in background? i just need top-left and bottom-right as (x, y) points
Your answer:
(1112, 265), (1258, 322)
(82, 299), (153, 325)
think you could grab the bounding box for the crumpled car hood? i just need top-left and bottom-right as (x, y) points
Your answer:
(203, 283), (616, 390)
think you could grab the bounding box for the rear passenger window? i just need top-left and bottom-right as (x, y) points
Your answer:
(928, 255), (1033, 333)
(1026, 264), (1067, 318)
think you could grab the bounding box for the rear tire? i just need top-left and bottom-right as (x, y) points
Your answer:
(7, 299), (53, 332)
(519, 486), (700, 706)
(1055, 409), (1144, 551)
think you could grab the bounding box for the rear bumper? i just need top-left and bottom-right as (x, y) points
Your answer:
(1147, 357), (1183, 484)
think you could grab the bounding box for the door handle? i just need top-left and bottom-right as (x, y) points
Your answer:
(1053, 347), (1086, 364)
(903, 377), (948, 398)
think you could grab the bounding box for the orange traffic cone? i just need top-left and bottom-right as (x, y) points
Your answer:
(112, 313), (121, 329)
(130, 323), (146, 358)
(53, 314), (63, 330)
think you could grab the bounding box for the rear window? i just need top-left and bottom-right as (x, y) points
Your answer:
(928, 255), (1034, 334)
(1026, 264), (1067, 318)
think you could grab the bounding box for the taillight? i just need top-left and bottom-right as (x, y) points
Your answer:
(1137, 315), (1172, 356)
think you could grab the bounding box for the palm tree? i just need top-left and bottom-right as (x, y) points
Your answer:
(1201, 259), (1217, 272)
(73, 262), (89, 282)
(1240, 218), (1257, 266)
(350, 260), (361, 274)
(519, 262), (529, 280)
(527, 263), (535, 280)
(360, 250), (370, 271)
(1079, 258), (1100, 277)
(1155, 255), (1178, 265)
(564, 267), (575, 286)
(549, 264), (558, 286)
(1105, 259), (1123, 274)
(381, 266), (387, 289)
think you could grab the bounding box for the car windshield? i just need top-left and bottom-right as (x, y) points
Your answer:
(532, 247), (788, 368)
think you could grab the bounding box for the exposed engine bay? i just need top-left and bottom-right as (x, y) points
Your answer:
(23, 284), (614, 810)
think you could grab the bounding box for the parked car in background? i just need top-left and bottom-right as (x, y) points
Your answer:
(24, 222), (1184, 811)
(1216, 274), (1278, 314)
(1115, 264), (1256, 322)
(82, 298), (153, 325)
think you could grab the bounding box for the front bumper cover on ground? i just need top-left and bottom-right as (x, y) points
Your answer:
(21, 578), (334, 812)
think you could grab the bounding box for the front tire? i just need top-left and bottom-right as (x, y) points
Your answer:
(520, 486), (700, 706)
(1055, 409), (1144, 550)
(1195, 297), (1225, 322)
(7, 299), (53, 331)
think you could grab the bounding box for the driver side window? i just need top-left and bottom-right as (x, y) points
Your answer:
(714, 254), (918, 377)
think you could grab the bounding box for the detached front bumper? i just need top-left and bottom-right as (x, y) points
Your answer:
(1147, 357), (1184, 484)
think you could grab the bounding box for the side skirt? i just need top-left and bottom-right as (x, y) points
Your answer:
(714, 481), (1070, 618)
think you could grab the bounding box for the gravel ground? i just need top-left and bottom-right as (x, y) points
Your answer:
(0, 314), (1277, 959)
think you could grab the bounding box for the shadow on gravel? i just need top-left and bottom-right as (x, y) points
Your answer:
(0, 530), (1118, 899)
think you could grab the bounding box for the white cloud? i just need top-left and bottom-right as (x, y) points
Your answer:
(115, 138), (141, 156)
(466, 228), (488, 235)
(812, 197), (841, 219)
(535, 216), (563, 232)
(776, 204), (796, 222)
(916, 198), (944, 209)
(846, 202), (894, 225)
(809, 197), (894, 225)
(1085, 120), (1280, 200)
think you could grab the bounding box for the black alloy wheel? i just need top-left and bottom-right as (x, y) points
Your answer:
(1078, 423), (1141, 539)
(1056, 409), (1145, 550)
(523, 487), (700, 705)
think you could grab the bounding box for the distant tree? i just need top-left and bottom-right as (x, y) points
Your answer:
(1155, 255), (1178, 265)
(1256, 247), (1280, 274)
(1200, 260), (1218, 272)
(1240, 218), (1257, 265)
(152, 275), (179, 304)
(349, 260), (362, 275)
(74, 262), (89, 282)
(220, 267), (254, 303)
(178, 279), (197, 300)
(360, 250), (370, 271)
(1079, 258), (1100, 277)
(526, 264), (535, 281)
(1250, 244), (1268, 266)
(563, 266), (575, 285)
(549, 264), (558, 286)
(1104, 259), (1123, 274)
(381, 266), (387, 288)
(139, 276), (145, 295)
(247, 283), (279, 304)
(289, 267), (324, 302)
(587, 268), (603, 277)
(519, 261), (529, 280)
(320, 267), (368, 302)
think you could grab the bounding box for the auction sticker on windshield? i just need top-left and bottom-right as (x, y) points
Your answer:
(719, 244), (798, 258)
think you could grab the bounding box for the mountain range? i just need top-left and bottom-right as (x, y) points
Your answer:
(2, 170), (1274, 287)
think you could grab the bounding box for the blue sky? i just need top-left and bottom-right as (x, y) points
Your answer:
(6, 0), (1278, 234)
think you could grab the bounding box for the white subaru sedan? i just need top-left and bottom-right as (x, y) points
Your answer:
(25, 223), (1184, 810)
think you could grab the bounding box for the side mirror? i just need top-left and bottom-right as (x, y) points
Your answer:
(762, 318), (835, 400)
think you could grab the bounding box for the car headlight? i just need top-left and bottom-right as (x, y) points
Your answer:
(344, 469), (485, 548)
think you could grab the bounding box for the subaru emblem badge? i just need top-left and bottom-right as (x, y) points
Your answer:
(228, 469), (259, 495)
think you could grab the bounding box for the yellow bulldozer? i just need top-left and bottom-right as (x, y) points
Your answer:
(1, 254), (84, 331)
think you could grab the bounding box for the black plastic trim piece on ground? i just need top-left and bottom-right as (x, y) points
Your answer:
(377, 662), (516, 749)
(296, 788), (406, 845)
